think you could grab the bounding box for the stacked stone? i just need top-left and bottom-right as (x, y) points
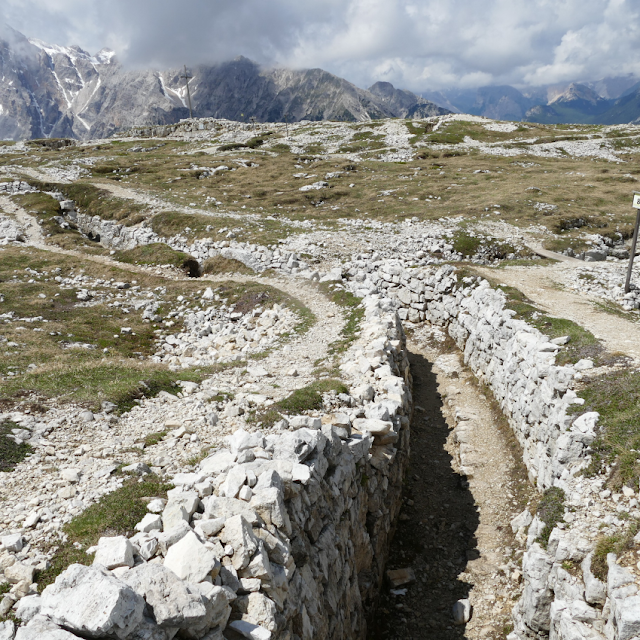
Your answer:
(6, 295), (411, 640)
(340, 262), (640, 640)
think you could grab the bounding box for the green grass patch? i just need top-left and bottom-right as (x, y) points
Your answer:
(2, 362), (209, 414)
(113, 243), (200, 277)
(12, 191), (107, 254)
(592, 520), (640, 581)
(451, 231), (517, 259)
(452, 232), (482, 257)
(252, 379), (348, 427)
(143, 430), (167, 447)
(0, 421), (33, 472)
(536, 486), (566, 548)
(322, 285), (365, 356)
(495, 285), (606, 366)
(36, 476), (172, 589)
(574, 370), (640, 487)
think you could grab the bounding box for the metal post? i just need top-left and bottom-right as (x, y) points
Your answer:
(625, 207), (640, 293)
(181, 65), (193, 119)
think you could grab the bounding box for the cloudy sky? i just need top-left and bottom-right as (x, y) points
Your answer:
(2, 0), (640, 91)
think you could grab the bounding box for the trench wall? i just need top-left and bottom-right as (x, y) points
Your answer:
(15, 295), (411, 640)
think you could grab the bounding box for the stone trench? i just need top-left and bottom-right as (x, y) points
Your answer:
(3, 197), (639, 640)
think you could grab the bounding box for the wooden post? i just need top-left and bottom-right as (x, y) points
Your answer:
(181, 65), (193, 119)
(624, 192), (640, 293)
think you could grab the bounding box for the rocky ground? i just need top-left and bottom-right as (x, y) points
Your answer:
(2, 114), (640, 639)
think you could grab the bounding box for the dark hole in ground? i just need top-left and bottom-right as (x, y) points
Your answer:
(369, 349), (480, 639)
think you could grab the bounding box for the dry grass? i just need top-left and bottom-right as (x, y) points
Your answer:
(201, 255), (253, 275)
(8, 119), (640, 259)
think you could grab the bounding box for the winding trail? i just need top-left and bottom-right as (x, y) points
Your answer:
(475, 263), (640, 361)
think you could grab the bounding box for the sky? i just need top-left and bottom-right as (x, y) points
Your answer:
(2, 0), (640, 92)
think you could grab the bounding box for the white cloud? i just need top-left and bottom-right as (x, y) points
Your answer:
(1, 0), (640, 91)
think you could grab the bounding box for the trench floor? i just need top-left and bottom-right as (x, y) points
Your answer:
(370, 327), (535, 639)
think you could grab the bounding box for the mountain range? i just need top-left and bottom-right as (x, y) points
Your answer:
(3, 24), (640, 142)
(423, 77), (640, 125)
(0, 26), (448, 141)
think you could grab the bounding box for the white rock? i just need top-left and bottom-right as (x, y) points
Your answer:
(15, 595), (41, 622)
(122, 563), (208, 628)
(574, 359), (594, 371)
(510, 509), (532, 533)
(352, 418), (392, 436)
(60, 469), (80, 483)
(164, 531), (220, 583)
(0, 621), (14, 640)
(200, 451), (236, 475)
(195, 518), (226, 538)
(452, 598), (471, 625)
(131, 533), (158, 562)
(2, 534), (23, 553)
(14, 616), (77, 639)
(40, 564), (144, 639)
(23, 511), (40, 529)
(227, 430), (264, 454)
(162, 502), (189, 531)
(93, 536), (135, 570)
(147, 498), (167, 513)
(235, 593), (278, 632)
(228, 619), (272, 640)
(135, 513), (162, 533)
(219, 515), (258, 570)
(220, 466), (247, 499)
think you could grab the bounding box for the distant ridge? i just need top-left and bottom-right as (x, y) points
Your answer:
(0, 27), (449, 141)
(424, 77), (640, 125)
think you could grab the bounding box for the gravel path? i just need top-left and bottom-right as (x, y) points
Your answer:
(475, 263), (640, 361)
(0, 196), (47, 247)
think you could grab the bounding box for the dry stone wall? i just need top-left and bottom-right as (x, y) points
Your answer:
(10, 295), (411, 640)
(10, 186), (640, 638)
(340, 260), (637, 640)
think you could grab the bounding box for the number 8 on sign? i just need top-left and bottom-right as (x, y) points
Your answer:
(633, 192), (640, 209)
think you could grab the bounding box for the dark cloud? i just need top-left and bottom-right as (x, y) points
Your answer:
(2, 0), (640, 91)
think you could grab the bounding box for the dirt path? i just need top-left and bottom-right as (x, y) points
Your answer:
(4, 195), (345, 398)
(201, 273), (344, 397)
(475, 263), (640, 361)
(0, 195), (47, 247)
(372, 328), (533, 640)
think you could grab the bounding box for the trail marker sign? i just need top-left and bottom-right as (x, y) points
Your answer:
(624, 192), (640, 292)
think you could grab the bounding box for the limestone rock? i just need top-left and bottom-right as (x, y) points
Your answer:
(219, 515), (258, 571)
(40, 564), (145, 639)
(163, 531), (220, 583)
(93, 536), (135, 570)
(122, 563), (208, 628)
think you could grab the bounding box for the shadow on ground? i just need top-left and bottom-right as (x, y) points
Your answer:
(369, 349), (480, 639)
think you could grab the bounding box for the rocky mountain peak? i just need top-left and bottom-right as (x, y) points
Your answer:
(549, 82), (605, 106)
(0, 28), (449, 141)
